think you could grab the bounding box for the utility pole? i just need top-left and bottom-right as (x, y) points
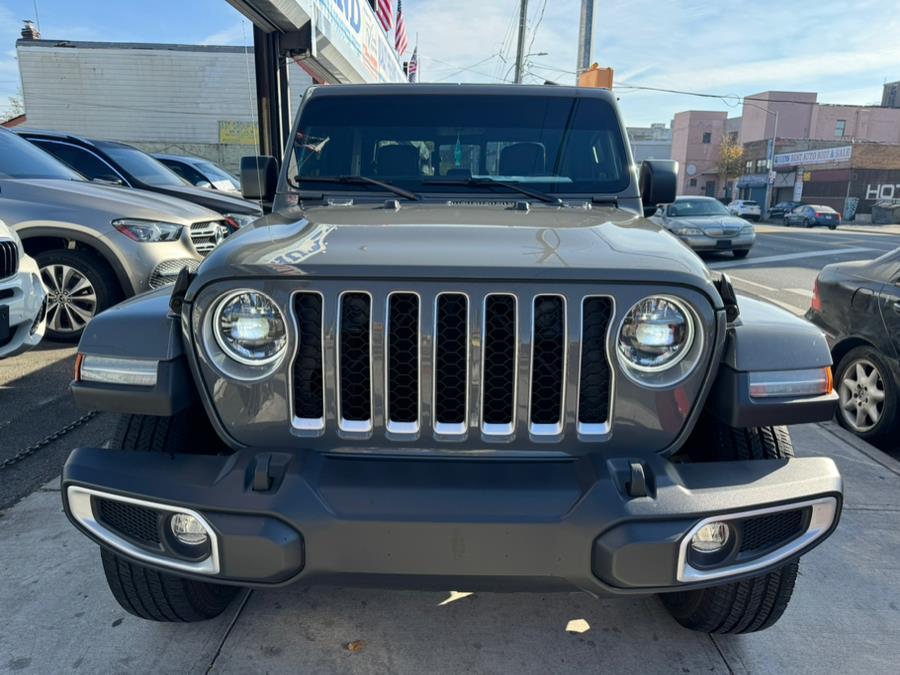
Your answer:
(513, 0), (529, 84)
(576, 0), (595, 76)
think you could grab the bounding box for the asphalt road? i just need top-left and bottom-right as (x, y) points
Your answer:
(2, 223), (899, 509)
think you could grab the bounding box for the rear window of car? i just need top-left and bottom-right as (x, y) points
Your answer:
(810, 205), (836, 212)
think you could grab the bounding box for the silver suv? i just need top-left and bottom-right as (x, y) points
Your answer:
(0, 128), (228, 341)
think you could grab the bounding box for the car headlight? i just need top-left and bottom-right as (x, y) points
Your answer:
(212, 290), (287, 365)
(671, 226), (704, 236)
(617, 296), (695, 373)
(224, 213), (258, 229)
(113, 219), (183, 242)
(741, 224), (755, 234)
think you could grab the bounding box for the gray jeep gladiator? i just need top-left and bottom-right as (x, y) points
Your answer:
(63, 84), (842, 634)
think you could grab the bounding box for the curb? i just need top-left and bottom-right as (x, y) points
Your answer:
(816, 420), (900, 477)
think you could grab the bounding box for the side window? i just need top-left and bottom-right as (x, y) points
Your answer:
(166, 161), (207, 186)
(31, 141), (116, 182)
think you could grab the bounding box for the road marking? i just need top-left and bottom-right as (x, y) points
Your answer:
(728, 275), (778, 292)
(788, 288), (814, 299)
(708, 247), (875, 269)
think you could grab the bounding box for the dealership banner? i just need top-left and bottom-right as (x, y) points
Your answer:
(774, 146), (852, 168)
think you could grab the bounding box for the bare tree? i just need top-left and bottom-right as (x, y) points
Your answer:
(716, 135), (744, 200)
(2, 88), (25, 122)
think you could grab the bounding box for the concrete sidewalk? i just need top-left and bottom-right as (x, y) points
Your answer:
(2, 422), (899, 674)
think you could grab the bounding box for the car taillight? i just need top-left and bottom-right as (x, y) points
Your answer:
(811, 278), (822, 312)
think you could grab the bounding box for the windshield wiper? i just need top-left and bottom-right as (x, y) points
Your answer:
(292, 175), (419, 201)
(425, 177), (563, 205)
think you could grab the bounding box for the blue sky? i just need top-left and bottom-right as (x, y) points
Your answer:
(3, 0), (899, 126)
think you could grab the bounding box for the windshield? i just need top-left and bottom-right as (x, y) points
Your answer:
(289, 93), (630, 197)
(669, 199), (730, 217)
(196, 160), (237, 184)
(0, 131), (83, 181)
(99, 143), (188, 187)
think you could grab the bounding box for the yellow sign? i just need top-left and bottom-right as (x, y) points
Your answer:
(803, 171), (812, 182)
(218, 121), (259, 145)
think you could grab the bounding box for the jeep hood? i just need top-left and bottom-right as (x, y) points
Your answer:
(0, 178), (223, 224)
(192, 203), (719, 300)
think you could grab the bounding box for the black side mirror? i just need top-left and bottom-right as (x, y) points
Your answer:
(240, 155), (279, 202)
(639, 160), (678, 217)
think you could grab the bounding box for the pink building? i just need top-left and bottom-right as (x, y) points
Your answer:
(671, 110), (735, 197)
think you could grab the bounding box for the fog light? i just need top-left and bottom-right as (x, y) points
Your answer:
(690, 521), (730, 553)
(170, 513), (208, 545)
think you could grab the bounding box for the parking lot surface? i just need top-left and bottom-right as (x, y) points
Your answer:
(2, 422), (899, 674)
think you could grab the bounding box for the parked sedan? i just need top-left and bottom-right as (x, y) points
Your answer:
(0, 218), (46, 358)
(768, 201), (802, 220)
(16, 130), (261, 228)
(651, 196), (756, 258)
(154, 154), (241, 193)
(806, 247), (900, 444)
(784, 204), (841, 229)
(727, 199), (761, 221)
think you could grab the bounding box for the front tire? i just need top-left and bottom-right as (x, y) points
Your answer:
(100, 411), (239, 622)
(804, 218), (813, 228)
(36, 249), (118, 342)
(661, 425), (799, 633)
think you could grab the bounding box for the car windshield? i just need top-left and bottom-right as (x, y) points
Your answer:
(669, 199), (730, 216)
(99, 143), (188, 187)
(288, 93), (631, 197)
(0, 130), (84, 181)
(196, 160), (237, 184)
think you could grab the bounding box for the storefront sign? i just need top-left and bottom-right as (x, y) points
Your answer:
(219, 121), (259, 145)
(737, 174), (768, 187)
(774, 146), (852, 168)
(865, 183), (900, 200)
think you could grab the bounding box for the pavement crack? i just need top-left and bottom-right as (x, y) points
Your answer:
(708, 634), (735, 675)
(205, 589), (253, 674)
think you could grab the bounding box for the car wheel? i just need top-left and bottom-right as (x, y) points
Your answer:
(100, 411), (239, 622)
(828, 224), (837, 230)
(835, 347), (898, 445)
(803, 218), (812, 228)
(661, 424), (799, 633)
(36, 249), (118, 342)
(733, 249), (750, 258)
(782, 217), (790, 226)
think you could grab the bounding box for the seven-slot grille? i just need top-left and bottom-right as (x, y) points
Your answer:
(0, 240), (18, 281)
(290, 290), (614, 441)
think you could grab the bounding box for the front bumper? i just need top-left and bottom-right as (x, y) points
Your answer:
(62, 446), (842, 595)
(0, 254), (46, 358)
(677, 233), (756, 252)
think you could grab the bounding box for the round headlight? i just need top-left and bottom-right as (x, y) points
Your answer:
(213, 290), (287, 365)
(617, 296), (694, 372)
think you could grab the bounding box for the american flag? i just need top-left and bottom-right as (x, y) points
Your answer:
(407, 47), (418, 82)
(395, 0), (409, 55)
(375, 0), (393, 32)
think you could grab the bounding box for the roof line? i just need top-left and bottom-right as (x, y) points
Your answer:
(15, 39), (251, 54)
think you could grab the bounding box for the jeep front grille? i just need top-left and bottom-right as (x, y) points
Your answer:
(0, 240), (19, 281)
(289, 288), (614, 443)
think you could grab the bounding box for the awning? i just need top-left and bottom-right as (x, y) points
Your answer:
(227, 0), (406, 84)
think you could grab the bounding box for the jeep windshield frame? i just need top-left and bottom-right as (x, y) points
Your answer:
(286, 91), (632, 200)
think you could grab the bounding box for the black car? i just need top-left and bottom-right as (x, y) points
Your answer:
(769, 201), (802, 220)
(807, 248), (900, 444)
(154, 153), (241, 193)
(15, 130), (262, 228)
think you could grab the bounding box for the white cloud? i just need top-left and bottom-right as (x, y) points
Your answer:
(200, 21), (251, 46)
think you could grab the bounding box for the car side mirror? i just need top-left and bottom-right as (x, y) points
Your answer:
(240, 155), (279, 202)
(639, 160), (677, 217)
(196, 180), (213, 189)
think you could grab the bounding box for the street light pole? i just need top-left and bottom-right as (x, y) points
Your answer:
(576, 0), (595, 76)
(764, 110), (779, 219)
(513, 0), (529, 84)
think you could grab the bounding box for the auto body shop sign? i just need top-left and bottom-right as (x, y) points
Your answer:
(774, 146), (852, 168)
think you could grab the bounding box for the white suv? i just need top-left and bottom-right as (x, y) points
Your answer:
(0, 219), (46, 358)
(727, 199), (762, 221)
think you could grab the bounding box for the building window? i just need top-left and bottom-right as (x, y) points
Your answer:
(702, 132), (712, 144)
(835, 119), (846, 137)
(744, 160), (754, 173)
(689, 178), (697, 187)
(728, 131), (738, 143)
(755, 158), (769, 173)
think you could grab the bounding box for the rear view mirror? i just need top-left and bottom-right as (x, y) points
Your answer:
(639, 160), (678, 217)
(240, 156), (279, 202)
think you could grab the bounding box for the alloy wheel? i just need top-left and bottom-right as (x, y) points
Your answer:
(40, 264), (98, 334)
(838, 358), (886, 432)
